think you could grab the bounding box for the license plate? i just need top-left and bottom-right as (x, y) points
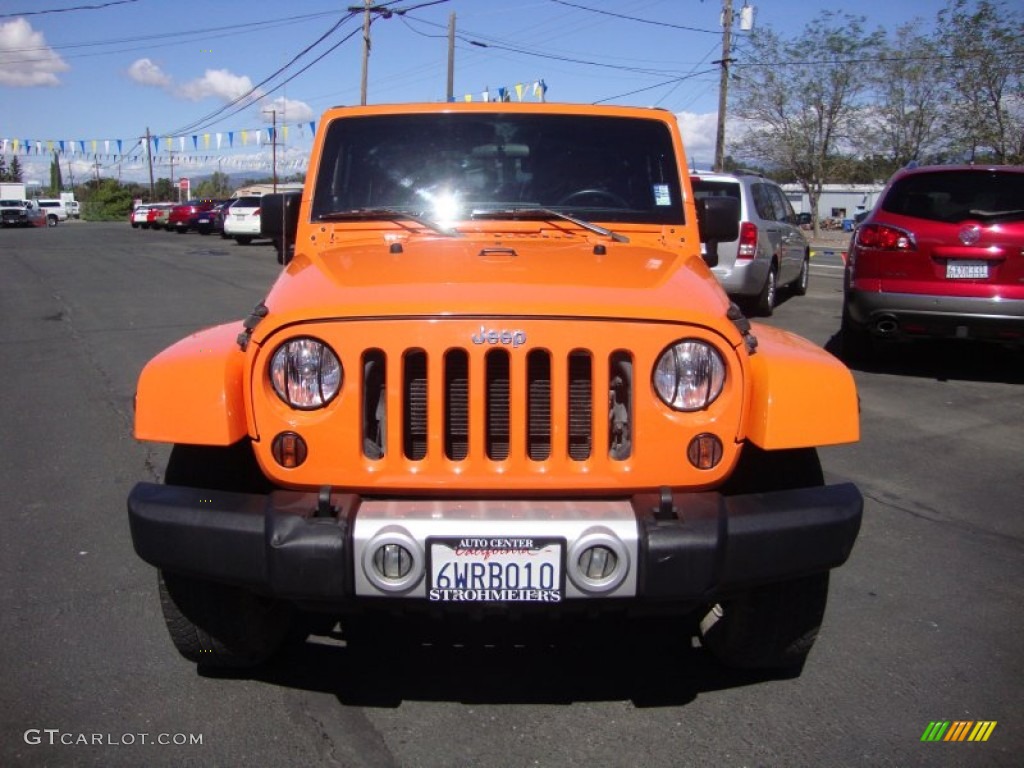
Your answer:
(197, 217), (210, 224)
(428, 536), (563, 602)
(946, 260), (988, 279)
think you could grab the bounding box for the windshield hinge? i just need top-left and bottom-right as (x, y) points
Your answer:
(236, 301), (269, 351)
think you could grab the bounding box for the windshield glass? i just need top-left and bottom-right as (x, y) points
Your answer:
(312, 112), (684, 226)
(883, 170), (1024, 223)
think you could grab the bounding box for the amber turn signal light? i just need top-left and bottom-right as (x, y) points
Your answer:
(272, 431), (308, 468)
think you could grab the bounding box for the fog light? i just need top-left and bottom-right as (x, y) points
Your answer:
(272, 431), (307, 468)
(373, 543), (414, 581)
(687, 433), (723, 469)
(578, 546), (617, 580)
(361, 529), (423, 593)
(568, 530), (629, 594)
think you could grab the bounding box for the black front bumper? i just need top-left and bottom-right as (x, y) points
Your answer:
(127, 482), (862, 604)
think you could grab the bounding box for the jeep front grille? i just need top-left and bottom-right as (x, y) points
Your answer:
(361, 347), (633, 464)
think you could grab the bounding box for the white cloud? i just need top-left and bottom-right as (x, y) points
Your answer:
(259, 96), (314, 124)
(127, 58), (171, 87)
(178, 69), (258, 104)
(0, 18), (69, 87)
(675, 111), (720, 167)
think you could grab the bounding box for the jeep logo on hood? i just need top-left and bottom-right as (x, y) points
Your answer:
(471, 326), (527, 348)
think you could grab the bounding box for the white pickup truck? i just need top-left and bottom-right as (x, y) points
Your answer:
(36, 199), (69, 224)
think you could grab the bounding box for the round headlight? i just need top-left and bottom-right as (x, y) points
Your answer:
(653, 340), (725, 411)
(270, 338), (342, 409)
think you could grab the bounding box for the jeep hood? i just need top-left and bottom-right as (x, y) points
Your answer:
(253, 236), (735, 344)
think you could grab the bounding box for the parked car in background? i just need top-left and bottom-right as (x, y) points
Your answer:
(168, 199), (218, 234)
(36, 199), (69, 224)
(1, 199), (47, 227)
(194, 200), (232, 236)
(148, 204), (174, 230)
(691, 171), (810, 316)
(222, 195), (264, 244)
(842, 164), (1024, 358)
(131, 204), (151, 228)
(66, 200), (81, 219)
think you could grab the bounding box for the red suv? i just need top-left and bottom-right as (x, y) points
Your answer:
(166, 199), (218, 233)
(842, 165), (1024, 358)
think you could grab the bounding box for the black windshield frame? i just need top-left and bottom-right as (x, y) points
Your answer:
(312, 112), (685, 226)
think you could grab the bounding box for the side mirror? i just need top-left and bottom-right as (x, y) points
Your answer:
(260, 192), (301, 265)
(695, 196), (740, 268)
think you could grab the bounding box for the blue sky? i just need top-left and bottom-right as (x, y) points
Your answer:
(0, 0), (949, 187)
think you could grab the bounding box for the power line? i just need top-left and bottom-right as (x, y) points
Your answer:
(547, 0), (721, 35)
(0, 0), (138, 19)
(161, 13), (360, 137)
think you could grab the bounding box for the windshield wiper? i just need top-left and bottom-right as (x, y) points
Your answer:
(966, 208), (1024, 223)
(471, 207), (630, 243)
(316, 207), (460, 237)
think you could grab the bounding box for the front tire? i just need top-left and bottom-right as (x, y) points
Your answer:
(157, 442), (287, 668)
(159, 570), (292, 668)
(702, 445), (830, 669)
(700, 572), (830, 670)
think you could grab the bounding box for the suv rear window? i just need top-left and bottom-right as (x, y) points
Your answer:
(691, 180), (741, 222)
(882, 170), (1024, 224)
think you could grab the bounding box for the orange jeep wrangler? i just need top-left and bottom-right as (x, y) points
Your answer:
(128, 102), (861, 671)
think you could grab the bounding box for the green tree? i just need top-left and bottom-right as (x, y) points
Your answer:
(49, 153), (64, 196)
(6, 156), (24, 182)
(731, 13), (884, 236)
(936, 0), (1024, 163)
(83, 178), (135, 220)
(194, 171), (233, 199)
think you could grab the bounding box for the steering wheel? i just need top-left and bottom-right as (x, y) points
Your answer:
(556, 189), (630, 208)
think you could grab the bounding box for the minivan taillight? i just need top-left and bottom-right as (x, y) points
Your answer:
(253, 208), (261, 217)
(737, 221), (757, 259)
(856, 223), (915, 251)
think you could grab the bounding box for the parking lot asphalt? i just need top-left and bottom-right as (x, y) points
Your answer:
(1, 221), (1021, 767)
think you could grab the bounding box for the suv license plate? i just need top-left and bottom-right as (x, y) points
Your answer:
(428, 537), (564, 602)
(946, 260), (988, 279)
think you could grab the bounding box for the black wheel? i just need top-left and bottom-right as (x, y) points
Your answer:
(47, 215), (58, 227)
(754, 263), (778, 316)
(235, 235), (253, 245)
(164, 441), (274, 494)
(702, 445), (830, 669)
(700, 571), (830, 670)
(159, 570), (292, 669)
(792, 254), (810, 296)
(157, 442), (287, 668)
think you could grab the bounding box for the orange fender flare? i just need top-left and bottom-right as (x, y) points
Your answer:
(744, 323), (859, 449)
(134, 322), (249, 446)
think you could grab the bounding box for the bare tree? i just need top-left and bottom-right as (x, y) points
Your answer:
(937, 0), (1024, 163)
(731, 13), (884, 236)
(861, 23), (946, 170)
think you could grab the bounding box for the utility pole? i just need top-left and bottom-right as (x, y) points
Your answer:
(348, 1), (397, 105)
(713, 0), (734, 172)
(446, 11), (456, 102)
(145, 127), (154, 200)
(263, 108), (278, 192)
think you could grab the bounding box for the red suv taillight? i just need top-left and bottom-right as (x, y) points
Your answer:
(737, 221), (757, 259)
(253, 208), (261, 217)
(855, 223), (916, 251)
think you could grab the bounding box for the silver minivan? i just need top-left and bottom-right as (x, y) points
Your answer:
(692, 172), (810, 315)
